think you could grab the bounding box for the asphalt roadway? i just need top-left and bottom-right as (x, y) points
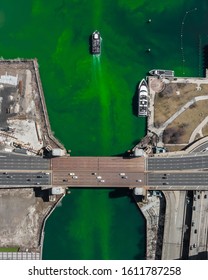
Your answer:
(0, 152), (50, 170)
(147, 154), (208, 171)
(162, 191), (186, 259)
(162, 190), (208, 259)
(189, 191), (208, 259)
(0, 151), (51, 187)
(0, 172), (51, 186)
(147, 172), (208, 186)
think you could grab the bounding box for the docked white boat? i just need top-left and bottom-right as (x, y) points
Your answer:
(149, 69), (174, 77)
(138, 79), (148, 117)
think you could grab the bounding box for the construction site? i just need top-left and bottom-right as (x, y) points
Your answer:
(0, 59), (65, 155)
(0, 59), (66, 259)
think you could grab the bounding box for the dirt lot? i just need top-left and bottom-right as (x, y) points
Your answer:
(154, 83), (208, 127)
(202, 123), (208, 136)
(0, 188), (58, 251)
(0, 60), (66, 257)
(151, 79), (208, 151)
(163, 100), (208, 144)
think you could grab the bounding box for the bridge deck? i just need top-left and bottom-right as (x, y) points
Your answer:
(52, 156), (145, 187)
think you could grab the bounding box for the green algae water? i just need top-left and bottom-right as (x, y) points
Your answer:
(0, 0), (208, 259)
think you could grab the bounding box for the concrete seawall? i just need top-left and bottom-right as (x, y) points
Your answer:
(32, 59), (67, 152)
(39, 193), (66, 259)
(133, 192), (165, 260)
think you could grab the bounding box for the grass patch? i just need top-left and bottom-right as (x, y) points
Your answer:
(0, 247), (19, 252)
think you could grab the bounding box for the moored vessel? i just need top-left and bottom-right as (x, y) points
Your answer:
(138, 79), (148, 117)
(149, 69), (174, 77)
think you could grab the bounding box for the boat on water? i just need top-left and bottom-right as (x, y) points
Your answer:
(91, 31), (101, 55)
(149, 69), (174, 77)
(138, 79), (148, 117)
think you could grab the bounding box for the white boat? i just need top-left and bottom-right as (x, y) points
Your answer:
(149, 69), (174, 77)
(91, 31), (101, 55)
(138, 79), (148, 116)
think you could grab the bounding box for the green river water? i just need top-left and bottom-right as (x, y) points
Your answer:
(0, 0), (208, 259)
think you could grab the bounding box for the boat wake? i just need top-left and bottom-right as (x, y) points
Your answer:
(91, 49), (111, 152)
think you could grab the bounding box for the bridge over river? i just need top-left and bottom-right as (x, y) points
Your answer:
(1, 151), (208, 190)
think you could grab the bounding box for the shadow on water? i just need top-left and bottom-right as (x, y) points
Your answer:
(202, 44), (208, 77)
(112, 151), (126, 157)
(112, 137), (147, 157)
(109, 188), (134, 202)
(69, 187), (135, 203)
(113, 150), (133, 157)
(132, 82), (139, 117)
(69, 187), (114, 191)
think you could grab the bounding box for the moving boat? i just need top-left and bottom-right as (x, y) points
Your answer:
(138, 79), (148, 117)
(91, 31), (101, 55)
(149, 69), (174, 77)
